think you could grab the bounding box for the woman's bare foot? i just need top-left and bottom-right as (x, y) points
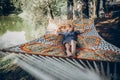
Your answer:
(66, 50), (72, 57)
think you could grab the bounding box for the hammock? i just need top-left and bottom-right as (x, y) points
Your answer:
(0, 19), (120, 80)
(1, 19), (120, 61)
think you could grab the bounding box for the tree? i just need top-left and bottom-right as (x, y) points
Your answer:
(96, 0), (107, 18)
(0, 0), (16, 15)
(96, 0), (100, 17)
(47, 0), (54, 19)
(67, 0), (74, 20)
(83, 0), (89, 18)
(73, 0), (83, 19)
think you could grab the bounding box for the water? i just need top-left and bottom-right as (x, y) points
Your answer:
(0, 16), (46, 49)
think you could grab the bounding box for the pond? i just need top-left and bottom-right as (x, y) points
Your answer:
(0, 16), (46, 49)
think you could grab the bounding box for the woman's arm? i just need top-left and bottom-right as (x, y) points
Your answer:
(75, 29), (85, 35)
(54, 27), (63, 35)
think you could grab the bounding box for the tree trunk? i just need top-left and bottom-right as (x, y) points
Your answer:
(103, 0), (107, 14)
(48, 4), (54, 20)
(83, 0), (89, 18)
(96, 0), (106, 18)
(96, 0), (100, 17)
(73, 0), (83, 19)
(49, 5), (54, 19)
(93, 0), (97, 18)
(67, 0), (74, 20)
(73, 0), (77, 19)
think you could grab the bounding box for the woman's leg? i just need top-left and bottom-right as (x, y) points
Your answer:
(71, 40), (77, 56)
(65, 43), (72, 57)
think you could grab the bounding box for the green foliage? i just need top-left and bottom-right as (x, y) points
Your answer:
(47, 0), (67, 16)
(12, 0), (67, 30)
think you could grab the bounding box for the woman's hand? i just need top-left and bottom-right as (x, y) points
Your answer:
(54, 30), (58, 35)
(79, 29), (84, 33)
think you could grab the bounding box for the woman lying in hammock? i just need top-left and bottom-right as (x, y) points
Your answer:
(55, 24), (84, 57)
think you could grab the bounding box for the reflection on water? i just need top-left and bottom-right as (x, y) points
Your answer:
(0, 16), (46, 49)
(0, 31), (27, 49)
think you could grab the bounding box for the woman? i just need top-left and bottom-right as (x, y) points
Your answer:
(56, 24), (81, 57)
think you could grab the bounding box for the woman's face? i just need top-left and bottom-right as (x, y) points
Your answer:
(66, 24), (73, 31)
(58, 25), (65, 32)
(66, 24), (71, 29)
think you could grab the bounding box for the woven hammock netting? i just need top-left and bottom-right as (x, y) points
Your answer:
(1, 19), (120, 62)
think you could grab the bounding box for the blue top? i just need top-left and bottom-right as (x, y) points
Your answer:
(59, 30), (80, 44)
